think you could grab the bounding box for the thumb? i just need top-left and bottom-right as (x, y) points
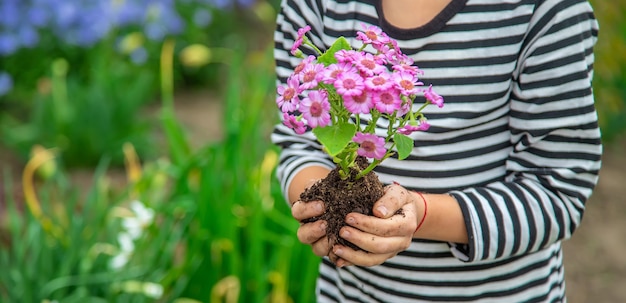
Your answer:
(372, 184), (407, 219)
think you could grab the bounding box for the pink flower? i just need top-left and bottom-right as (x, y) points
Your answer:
(276, 76), (301, 113)
(321, 62), (356, 84)
(397, 101), (411, 117)
(301, 90), (331, 128)
(392, 63), (422, 76)
(291, 26), (311, 55)
(334, 49), (359, 63)
(293, 55), (316, 77)
(283, 113), (307, 134)
(373, 88), (403, 114)
(364, 72), (394, 92)
(334, 71), (364, 97)
(398, 121), (430, 135)
(356, 24), (390, 47)
(344, 91), (374, 114)
(374, 44), (397, 64)
(299, 62), (324, 89)
(353, 132), (387, 160)
(424, 85), (444, 108)
(393, 71), (423, 96)
(354, 52), (386, 76)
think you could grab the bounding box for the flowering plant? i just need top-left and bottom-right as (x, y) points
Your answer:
(277, 25), (443, 180)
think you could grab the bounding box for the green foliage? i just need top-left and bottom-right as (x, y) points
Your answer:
(0, 1), (279, 169)
(160, 44), (320, 302)
(588, 0), (626, 142)
(0, 157), (194, 302)
(393, 133), (413, 160)
(4, 1), (621, 302)
(1, 54), (157, 167)
(316, 36), (351, 65)
(0, 43), (320, 302)
(313, 123), (357, 157)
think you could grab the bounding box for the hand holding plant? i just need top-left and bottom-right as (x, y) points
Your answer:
(277, 24), (444, 256)
(277, 24), (443, 180)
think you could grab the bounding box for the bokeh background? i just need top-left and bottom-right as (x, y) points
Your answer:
(0, 1), (624, 302)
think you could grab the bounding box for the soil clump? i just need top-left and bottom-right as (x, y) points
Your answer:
(299, 156), (385, 251)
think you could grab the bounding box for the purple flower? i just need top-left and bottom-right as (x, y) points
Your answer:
(292, 55), (316, 78)
(398, 121), (430, 135)
(276, 76), (301, 113)
(353, 132), (387, 160)
(364, 71), (394, 92)
(334, 71), (364, 97)
(393, 71), (423, 97)
(373, 88), (403, 114)
(334, 49), (359, 63)
(344, 91), (373, 115)
(291, 25), (311, 55)
(353, 52), (386, 76)
(356, 24), (390, 47)
(321, 62), (356, 85)
(301, 90), (331, 128)
(283, 113), (306, 134)
(424, 85), (444, 108)
(299, 62), (324, 90)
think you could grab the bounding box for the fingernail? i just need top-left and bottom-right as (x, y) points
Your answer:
(334, 248), (343, 256)
(377, 206), (388, 217)
(341, 229), (350, 239)
(346, 216), (355, 224)
(315, 202), (323, 212)
(336, 259), (345, 268)
(320, 222), (326, 231)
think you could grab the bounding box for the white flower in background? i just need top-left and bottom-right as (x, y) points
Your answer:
(122, 200), (155, 240)
(110, 200), (155, 270)
(143, 282), (164, 299)
(110, 232), (135, 269)
(113, 281), (164, 300)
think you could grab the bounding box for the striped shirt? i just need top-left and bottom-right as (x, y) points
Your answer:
(271, 0), (602, 301)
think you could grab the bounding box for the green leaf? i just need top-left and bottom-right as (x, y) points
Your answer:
(313, 123), (357, 157)
(317, 37), (351, 66)
(393, 133), (414, 160)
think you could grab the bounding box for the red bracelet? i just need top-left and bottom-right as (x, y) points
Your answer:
(414, 191), (428, 233)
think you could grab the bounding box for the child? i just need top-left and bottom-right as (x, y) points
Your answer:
(271, 0), (602, 301)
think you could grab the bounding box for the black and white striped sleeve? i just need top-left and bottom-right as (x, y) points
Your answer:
(271, 0), (335, 202)
(448, 0), (602, 262)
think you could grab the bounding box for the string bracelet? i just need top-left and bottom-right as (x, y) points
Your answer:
(414, 191), (428, 233)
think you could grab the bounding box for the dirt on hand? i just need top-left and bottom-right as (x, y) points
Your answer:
(299, 156), (385, 252)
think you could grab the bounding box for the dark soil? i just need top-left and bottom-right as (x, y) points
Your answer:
(299, 156), (385, 251)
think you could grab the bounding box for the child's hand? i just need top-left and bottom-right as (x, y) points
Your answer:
(332, 184), (421, 267)
(291, 200), (333, 259)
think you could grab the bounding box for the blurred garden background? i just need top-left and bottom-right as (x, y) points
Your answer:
(0, 0), (624, 302)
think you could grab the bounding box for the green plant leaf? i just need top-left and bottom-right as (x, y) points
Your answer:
(394, 133), (413, 160)
(317, 37), (351, 66)
(313, 123), (357, 157)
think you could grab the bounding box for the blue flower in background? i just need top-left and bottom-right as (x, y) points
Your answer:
(1, 0), (38, 55)
(0, 34), (19, 56)
(193, 9), (213, 28)
(144, 1), (185, 41)
(0, 71), (13, 97)
(130, 47), (149, 65)
(0, 0), (257, 92)
(0, 0), (253, 55)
